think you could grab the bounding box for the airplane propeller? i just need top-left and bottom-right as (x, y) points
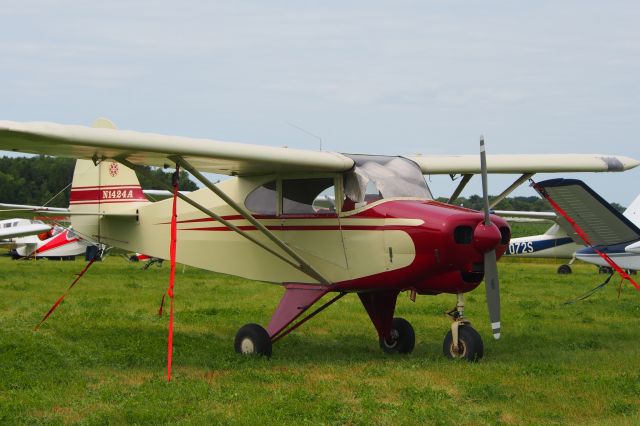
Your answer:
(479, 136), (501, 340)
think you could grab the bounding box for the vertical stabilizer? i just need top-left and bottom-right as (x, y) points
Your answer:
(70, 159), (149, 241)
(69, 118), (149, 241)
(624, 194), (640, 228)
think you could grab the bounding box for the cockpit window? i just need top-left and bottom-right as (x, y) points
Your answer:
(245, 181), (277, 215)
(282, 178), (335, 215)
(342, 155), (432, 206)
(245, 178), (337, 216)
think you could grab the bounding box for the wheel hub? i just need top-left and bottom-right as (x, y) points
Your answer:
(383, 329), (400, 349)
(240, 337), (255, 354)
(450, 340), (467, 358)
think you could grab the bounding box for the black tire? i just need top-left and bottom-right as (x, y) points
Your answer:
(599, 266), (613, 274)
(443, 325), (484, 362)
(234, 323), (272, 357)
(557, 264), (572, 274)
(379, 317), (415, 354)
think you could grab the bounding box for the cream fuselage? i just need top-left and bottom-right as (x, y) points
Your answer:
(76, 173), (509, 294)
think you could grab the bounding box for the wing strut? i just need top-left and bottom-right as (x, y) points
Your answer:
(170, 155), (331, 285)
(448, 174), (473, 204)
(489, 173), (534, 209)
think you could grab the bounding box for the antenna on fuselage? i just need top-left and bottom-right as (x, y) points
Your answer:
(286, 122), (323, 151)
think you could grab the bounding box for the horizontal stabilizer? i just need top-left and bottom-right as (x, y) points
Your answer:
(534, 179), (640, 246)
(0, 203), (136, 218)
(0, 203), (69, 219)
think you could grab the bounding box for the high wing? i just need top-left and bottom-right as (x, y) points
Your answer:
(0, 222), (51, 239)
(0, 120), (638, 176)
(409, 154), (639, 174)
(0, 121), (353, 176)
(533, 178), (640, 246)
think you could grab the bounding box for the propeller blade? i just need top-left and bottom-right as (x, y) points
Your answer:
(480, 136), (501, 340)
(484, 249), (501, 339)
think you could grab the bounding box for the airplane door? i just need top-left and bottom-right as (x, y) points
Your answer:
(280, 177), (348, 282)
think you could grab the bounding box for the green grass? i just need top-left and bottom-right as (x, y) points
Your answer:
(1, 255), (639, 425)
(508, 221), (552, 239)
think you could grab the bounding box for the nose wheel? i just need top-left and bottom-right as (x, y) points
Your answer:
(443, 325), (484, 361)
(444, 293), (484, 362)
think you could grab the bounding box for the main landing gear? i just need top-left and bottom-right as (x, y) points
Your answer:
(234, 323), (272, 357)
(379, 317), (415, 354)
(232, 287), (484, 362)
(557, 255), (576, 274)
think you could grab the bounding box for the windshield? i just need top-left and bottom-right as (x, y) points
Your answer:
(343, 154), (432, 204)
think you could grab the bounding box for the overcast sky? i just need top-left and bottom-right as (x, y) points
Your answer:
(1, 1), (639, 204)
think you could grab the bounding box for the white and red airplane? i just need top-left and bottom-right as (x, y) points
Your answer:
(0, 118), (637, 362)
(0, 217), (90, 259)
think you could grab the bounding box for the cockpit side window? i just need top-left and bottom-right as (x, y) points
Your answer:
(245, 180), (277, 215)
(282, 178), (336, 215)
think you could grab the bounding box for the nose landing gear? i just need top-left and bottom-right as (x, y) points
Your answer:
(444, 293), (484, 361)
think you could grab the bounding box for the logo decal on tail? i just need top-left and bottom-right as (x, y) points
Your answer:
(108, 162), (119, 177)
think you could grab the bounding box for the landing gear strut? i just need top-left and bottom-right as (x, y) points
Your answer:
(444, 293), (483, 362)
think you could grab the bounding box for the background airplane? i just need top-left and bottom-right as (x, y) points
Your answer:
(0, 218), (51, 243)
(0, 119), (637, 364)
(496, 192), (640, 274)
(0, 217), (89, 260)
(531, 179), (640, 274)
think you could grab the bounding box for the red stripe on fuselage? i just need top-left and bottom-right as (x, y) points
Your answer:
(179, 225), (406, 232)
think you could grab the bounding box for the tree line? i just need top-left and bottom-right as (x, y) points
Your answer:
(0, 156), (198, 207)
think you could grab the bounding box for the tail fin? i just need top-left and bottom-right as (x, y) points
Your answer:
(623, 194), (640, 229)
(70, 119), (149, 240)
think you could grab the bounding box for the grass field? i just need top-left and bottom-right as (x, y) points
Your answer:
(1, 254), (639, 425)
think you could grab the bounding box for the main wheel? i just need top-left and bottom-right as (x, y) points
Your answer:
(443, 325), (483, 362)
(379, 317), (415, 354)
(557, 264), (572, 274)
(234, 323), (272, 357)
(599, 266), (613, 274)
